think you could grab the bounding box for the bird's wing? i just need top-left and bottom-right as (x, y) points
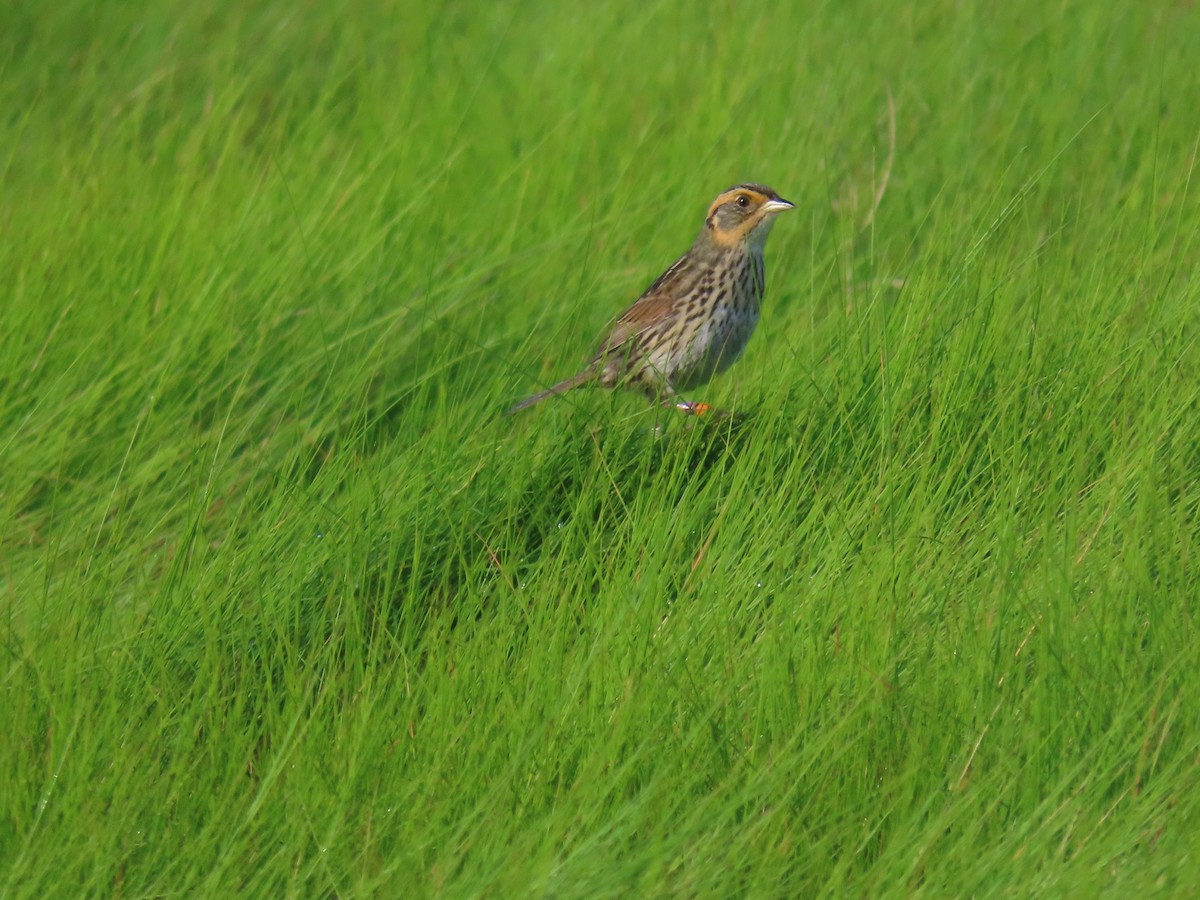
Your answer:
(632, 251), (694, 304)
(605, 293), (676, 348)
(602, 253), (695, 348)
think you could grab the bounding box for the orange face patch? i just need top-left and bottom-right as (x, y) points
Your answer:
(706, 190), (777, 247)
(705, 188), (771, 222)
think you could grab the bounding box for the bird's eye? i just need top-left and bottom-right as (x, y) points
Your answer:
(736, 195), (750, 208)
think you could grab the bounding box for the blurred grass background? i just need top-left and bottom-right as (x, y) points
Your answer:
(2, 0), (1199, 894)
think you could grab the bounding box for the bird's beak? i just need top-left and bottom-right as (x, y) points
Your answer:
(762, 198), (795, 214)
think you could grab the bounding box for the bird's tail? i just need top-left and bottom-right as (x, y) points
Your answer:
(506, 367), (595, 415)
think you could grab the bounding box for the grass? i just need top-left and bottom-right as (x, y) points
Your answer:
(3, 0), (1200, 894)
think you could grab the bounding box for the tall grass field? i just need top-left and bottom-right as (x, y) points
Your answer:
(3, 0), (1199, 894)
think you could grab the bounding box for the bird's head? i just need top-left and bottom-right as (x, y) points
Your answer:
(704, 184), (794, 249)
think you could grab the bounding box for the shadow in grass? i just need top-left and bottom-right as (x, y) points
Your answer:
(98, 414), (759, 793)
(355, 406), (760, 643)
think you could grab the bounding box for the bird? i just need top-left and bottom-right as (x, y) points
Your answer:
(507, 183), (793, 417)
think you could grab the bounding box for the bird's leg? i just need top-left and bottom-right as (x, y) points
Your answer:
(656, 383), (711, 416)
(674, 400), (714, 416)
(671, 393), (734, 418)
(651, 388), (726, 431)
(672, 399), (741, 425)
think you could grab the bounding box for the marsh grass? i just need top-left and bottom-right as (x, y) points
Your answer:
(3, 0), (1199, 894)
